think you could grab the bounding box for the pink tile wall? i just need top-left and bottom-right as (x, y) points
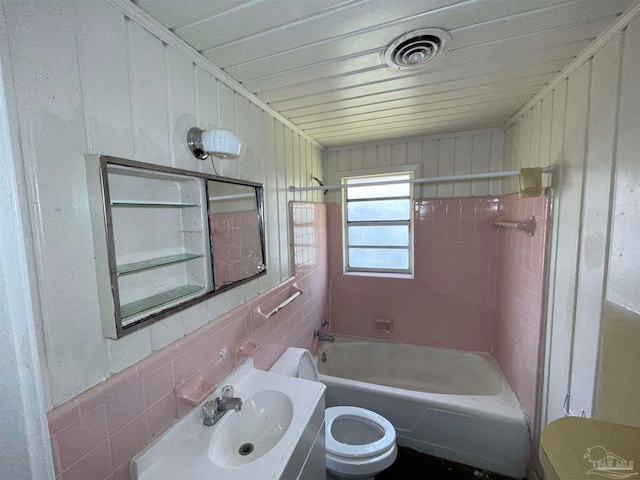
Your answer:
(47, 202), (328, 480)
(328, 197), (500, 352)
(493, 192), (549, 422)
(210, 210), (264, 286)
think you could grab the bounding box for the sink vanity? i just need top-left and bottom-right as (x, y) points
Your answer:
(131, 360), (326, 480)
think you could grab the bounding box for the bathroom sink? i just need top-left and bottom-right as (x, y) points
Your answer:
(209, 390), (294, 467)
(132, 360), (325, 480)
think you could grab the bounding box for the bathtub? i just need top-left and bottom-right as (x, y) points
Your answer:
(317, 336), (529, 479)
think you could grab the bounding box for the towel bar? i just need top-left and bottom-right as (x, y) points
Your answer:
(492, 215), (536, 236)
(265, 287), (303, 318)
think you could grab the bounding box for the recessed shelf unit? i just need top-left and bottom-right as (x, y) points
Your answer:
(85, 155), (267, 339)
(85, 155), (212, 338)
(111, 201), (201, 208)
(117, 253), (204, 276)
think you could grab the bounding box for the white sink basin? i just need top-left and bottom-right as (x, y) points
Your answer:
(132, 359), (325, 480)
(209, 390), (294, 467)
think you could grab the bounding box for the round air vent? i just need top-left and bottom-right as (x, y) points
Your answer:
(384, 28), (451, 70)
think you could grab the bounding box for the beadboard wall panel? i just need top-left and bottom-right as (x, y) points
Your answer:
(503, 17), (640, 430)
(324, 129), (503, 203)
(4, 0), (324, 408)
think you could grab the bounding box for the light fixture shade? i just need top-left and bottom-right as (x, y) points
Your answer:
(187, 127), (241, 159)
(201, 128), (241, 158)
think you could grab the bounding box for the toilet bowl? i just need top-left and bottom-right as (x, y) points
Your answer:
(269, 347), (397, 480)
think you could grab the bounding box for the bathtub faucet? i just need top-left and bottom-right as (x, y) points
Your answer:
(314, 328), (334, 342)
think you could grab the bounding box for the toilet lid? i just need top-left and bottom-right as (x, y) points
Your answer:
(325, 406), (396, 459)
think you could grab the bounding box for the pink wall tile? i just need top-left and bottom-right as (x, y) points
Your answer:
(61, 440), (112, 480)
(493, 191), (549, 423)
(48, 202), (329, 480)
(172, 347), (198, 386)
(48, 196), (546, 477)
(195, 333), (218, 368)
(50, 434), (62, 474)
(209, 210), (264, 286)
(109, 413), (148, 470)
(105, 382), (144, 434)
(47, 400), (80, 435)
(136, 345), (178, 379)
(328, 192), (548, 425)
(56, 405), (108, 470)
(146, 393), (176, 441)
(142, 363), (175, 408)
(329, 196), (500, 353)
(112, 462), (132, 480)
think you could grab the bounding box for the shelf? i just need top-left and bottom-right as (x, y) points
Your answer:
(235, 339), (261, 358)
(120, 284), (205, 319)
(117, 253), (203, 276)
(111, 201), (200, 208)
(176, 377), (217, 407)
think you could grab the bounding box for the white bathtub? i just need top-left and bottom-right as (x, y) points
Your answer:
(317, 336), (529, 479)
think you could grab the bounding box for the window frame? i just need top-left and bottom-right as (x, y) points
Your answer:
(339, 164), (420, 275)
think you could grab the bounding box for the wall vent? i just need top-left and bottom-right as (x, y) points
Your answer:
(384, 28), (451, 70)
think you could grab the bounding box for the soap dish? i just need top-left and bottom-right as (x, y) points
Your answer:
(176, 377), (217, 407)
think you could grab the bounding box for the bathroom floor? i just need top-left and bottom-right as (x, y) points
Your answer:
(375, 446), (516, 479)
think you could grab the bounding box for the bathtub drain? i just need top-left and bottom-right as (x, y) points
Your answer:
(239, 443), (254, 456)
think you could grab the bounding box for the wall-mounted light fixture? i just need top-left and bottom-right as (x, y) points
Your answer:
(187, 127), (241, 160)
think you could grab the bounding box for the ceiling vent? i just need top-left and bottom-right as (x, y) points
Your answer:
(384, 28), (451, 70)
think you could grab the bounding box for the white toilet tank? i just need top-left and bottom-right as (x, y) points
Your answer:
(269, 347), (320, 382)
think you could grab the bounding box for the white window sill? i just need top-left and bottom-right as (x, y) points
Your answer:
(343, 271), (414, 280)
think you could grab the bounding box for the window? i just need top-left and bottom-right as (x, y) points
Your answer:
(344, 173), (413, 274)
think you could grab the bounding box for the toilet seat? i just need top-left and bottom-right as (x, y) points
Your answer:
(325, 406), (396, 459)
(269, 348), (398, 480)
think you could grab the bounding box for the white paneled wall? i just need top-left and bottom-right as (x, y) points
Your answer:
(503, 14), (640, 428)
(3, 0), (323, 408)
(324, 129), (503, 203)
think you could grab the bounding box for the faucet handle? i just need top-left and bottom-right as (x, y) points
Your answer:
(203, 400), (217, 416)
(221, 385), (234, 398)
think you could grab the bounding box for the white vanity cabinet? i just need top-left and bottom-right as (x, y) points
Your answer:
(282, 394), (326, 479)
(85, 156), (212, 339)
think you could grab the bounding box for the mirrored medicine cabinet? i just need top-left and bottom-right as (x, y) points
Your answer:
(85, 155), (266, 339)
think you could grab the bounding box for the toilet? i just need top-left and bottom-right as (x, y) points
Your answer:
(269, 347), (397, 480)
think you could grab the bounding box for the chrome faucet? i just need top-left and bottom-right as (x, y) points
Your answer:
(202, 385), (242, 426)
(314, 328), (334, 343)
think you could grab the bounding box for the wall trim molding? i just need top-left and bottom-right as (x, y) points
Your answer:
(104, 0), (324, 150)
(324, 127), (502, 152)
(503, 0), (640, 128)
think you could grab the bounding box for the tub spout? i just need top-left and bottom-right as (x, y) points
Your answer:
(314, 328), (334, 342)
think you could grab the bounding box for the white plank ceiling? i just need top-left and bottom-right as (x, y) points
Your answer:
(133, 0), (634, 147)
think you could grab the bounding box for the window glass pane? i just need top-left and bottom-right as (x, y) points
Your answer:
(347, 199), (410, 221)
(348, 225), (409, 247)
(346, 175), (410, 200)
(349, 248), (409, 270)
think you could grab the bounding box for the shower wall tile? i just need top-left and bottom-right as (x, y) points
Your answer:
(328, 191), (549, 424)
(47, 202), (328, 480)
(493, 192), (549, 423)
(328, 196), (500, 352)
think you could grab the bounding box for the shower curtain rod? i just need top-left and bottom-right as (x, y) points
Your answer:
(289, 166), (552, 192)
